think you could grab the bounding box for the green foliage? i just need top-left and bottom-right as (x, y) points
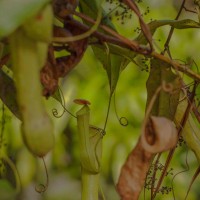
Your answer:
(146, 58), (181, 120)
(80, 0), (125, 96)
(1, 0), (200, 200)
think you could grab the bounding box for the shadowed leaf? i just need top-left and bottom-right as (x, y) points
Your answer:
(0, 69), (21, 119)
(0, 69), (63, 120)
(146, 58), (181, 120)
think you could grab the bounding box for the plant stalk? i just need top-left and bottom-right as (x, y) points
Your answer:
(81, 168), (99, 200)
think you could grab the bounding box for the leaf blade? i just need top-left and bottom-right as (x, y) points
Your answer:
(0, 0), (50, 39)
(146, 58), (181, 120)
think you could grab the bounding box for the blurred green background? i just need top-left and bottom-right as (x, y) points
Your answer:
(2, 0), (200, 199)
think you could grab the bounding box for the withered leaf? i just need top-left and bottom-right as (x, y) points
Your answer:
(117, 139), (153, 200)
(41, 21), (88, 96)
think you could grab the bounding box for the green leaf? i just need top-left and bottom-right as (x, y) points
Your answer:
(137, 19), (200, 44)
(79, 0), (128, 95)
(79, 0), (101, 14)
(94, 45), (124, 95)
(51, 88), (62, 103)
(146, 58), (181, 120)
(105, 18), (200, 75)
(167, 19), (200, 29)
(79, 0), (115, 29)
(0, 0), (50, 39)
(97, 19), (200, 67)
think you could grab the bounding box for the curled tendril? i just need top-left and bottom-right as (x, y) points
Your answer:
(52, 86), (76, 119)
(52, 108), (65, 118)
(119, 117), (129, 126)
(52, 86), (66, 118)
(114, 93), (129, 127)
(35, 183), (47, 193)
(171, 149), (189, 200)
(35, 157), (49, 194)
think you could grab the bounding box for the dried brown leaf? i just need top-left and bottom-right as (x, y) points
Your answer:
(117, 139), (153, 200)
(41, 61), (58, 97)
(41, 21), (88, 96)
(54, 23), (88, 77)
(53, 0), (78, 17)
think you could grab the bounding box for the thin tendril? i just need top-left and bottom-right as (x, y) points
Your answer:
(53, 4), (102, 43)
(153, 82), (197, 199)
(89, 126), (106, 199)
(52, 108), (65, 118)
(163, 0), (186, 54)
(52, 87), (66, 118)
(103, 95), (112, 132)
(113, 93), (128, 126)
(35, 157), (49, 193)
(171, 149), (189, 200)
(59, 87), (76, 118)
(90, 126), (105, 171)
(181, 97), (200, 199)
(102, 42), (128, 130)
(184, 166), (200, 200)
(52, 87), (76, 119)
